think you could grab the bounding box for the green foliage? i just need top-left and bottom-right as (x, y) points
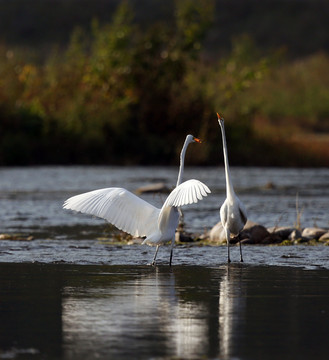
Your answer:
(175, 0), (214, 56)
(250, 52), (329, 131)
(0, 0), (328, 166)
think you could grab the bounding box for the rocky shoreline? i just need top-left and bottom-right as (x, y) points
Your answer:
(185, 221), (329, 246)
(1, 222), (329, 246)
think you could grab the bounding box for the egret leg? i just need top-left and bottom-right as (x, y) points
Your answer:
(225, 228), (231, 263)
(169, 236), (175, 266)
(239, 240), (244, 262)
(151, 245), (160, 266)
(169, 249), (173, 267)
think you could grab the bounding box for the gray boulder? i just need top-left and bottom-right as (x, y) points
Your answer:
(302, 227), (327, 240)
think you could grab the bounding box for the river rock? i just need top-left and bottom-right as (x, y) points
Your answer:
(206, 222), (329, 246)
(319, 231), (329, 242)
(239, 224), (270, 244)
(135, 182), (169, 194)
(242, 220), (259, 230)
(302, 227), (327, 240)
(209, 222), (226, 244)
(209, 220), (265, 244)
(268, 227), (297, 240)
(0, 233), (34, 241)
(175, 231), (194, 242)
(289, 229), (302, 241)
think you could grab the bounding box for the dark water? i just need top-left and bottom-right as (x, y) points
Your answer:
(0, 263), (328, 360)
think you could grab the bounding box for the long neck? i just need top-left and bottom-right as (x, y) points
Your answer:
(176, 138), (189, 187)
(219, 121), (235, 198)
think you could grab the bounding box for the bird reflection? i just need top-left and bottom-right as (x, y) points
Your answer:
(132, 268), (209, 358)
(218, 264), (246, 359)
(61, 267), (210, 359)
(61, 265), (248, 359)
(169, 300), (208, 356)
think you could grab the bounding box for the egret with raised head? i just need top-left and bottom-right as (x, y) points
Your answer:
(217, 113), (248, 262)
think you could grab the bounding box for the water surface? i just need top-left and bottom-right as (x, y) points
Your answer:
(0, 263), (328, 360)
(0, 166), (328, 239)
(1, 166), (329, 360)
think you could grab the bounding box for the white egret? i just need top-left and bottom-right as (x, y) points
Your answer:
(217, 113), (248, 262)
(63, 135), (210, 266)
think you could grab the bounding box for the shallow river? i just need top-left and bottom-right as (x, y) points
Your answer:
(0, 166), (329, 359)
(0, 166), (328, 238)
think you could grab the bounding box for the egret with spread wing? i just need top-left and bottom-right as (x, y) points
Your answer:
(63, 135), (210, 265)
(217, 114), (248, 262)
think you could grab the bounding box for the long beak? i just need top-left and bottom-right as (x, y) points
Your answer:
(194, 137), (202, 143)
(217, 112), (224, 121)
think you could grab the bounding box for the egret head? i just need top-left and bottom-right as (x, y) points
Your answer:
(217, 113), (224, 125)
(186, 134), (202, 144)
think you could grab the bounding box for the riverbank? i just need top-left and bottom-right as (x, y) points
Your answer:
(205, 221), (329, 246)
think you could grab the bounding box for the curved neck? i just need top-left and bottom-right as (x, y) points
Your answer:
(176, 137), (190, 187)
(219, 121), (235, 198)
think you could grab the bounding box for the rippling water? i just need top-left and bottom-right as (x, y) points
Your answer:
(0, 166), (328, 239)
(1, 166), (329, 360)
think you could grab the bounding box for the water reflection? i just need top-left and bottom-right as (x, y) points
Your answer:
(62, 267), (215, 359)
(0, 263), (329, 359)
(62, 267), (178, 358)
(219, 264), (246, 359)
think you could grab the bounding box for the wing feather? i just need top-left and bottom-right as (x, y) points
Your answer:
(163, 179), (211, 208)
(192, 185), (197, 203)
(195, 184), (202, 200)
(63, 188), (160, 237)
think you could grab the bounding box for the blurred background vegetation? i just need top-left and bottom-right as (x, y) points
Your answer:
(0, 0), (328, 166)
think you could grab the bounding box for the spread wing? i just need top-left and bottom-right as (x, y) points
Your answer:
(162, 179), (211, 208)
(157, 179), (210, 234)
(63, 188), (160, 237)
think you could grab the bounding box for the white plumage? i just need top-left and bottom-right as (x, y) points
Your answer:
(63, 135), (210, 265)
(217, 114), (248, 262)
